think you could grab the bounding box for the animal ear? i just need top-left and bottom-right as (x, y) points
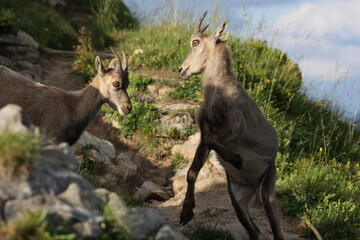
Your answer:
(95, 56), (105, 77)
(211, 19), (230, 43)
(108, 58), (117, 69)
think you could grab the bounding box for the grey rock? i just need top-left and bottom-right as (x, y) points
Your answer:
(115, 152), (138, 180)
(58, 183), (102, 210)
(107, 192), (128, 219)
(0, 31), (39, 48)
(156, 224), (189, 240)
(125, 207), (165, 239)
(135, 181), (170, 201)
(159, 113), (194, 136)
(73, 131), (116, 165)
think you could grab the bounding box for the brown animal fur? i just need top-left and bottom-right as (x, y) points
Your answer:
(0, 51), (131, 145)
(178, 11), (284, 240)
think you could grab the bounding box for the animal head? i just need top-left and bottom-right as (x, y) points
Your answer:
(179, 11), (231, 79)
(95, 49), (132, 116)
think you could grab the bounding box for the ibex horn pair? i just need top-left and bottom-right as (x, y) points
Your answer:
(194, 11), (229, 36)
(110, 47), (128, 73)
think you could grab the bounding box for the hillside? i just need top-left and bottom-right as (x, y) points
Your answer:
(0, 1), (359, 239)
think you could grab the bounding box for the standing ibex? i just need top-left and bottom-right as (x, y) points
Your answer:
(0, 49), (131, 145)
(178, 12), (284, 240)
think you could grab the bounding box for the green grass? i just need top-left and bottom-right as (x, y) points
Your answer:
(0, 132), (41, 174)
(188, 219), (234, 240)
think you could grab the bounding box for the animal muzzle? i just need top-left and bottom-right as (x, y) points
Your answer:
(178, 66), (190, 79)
(119, 103), (132, 116)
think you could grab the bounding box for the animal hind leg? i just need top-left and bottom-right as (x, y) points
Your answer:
(226, 173), (260, 240)
(260, 160), (284, 240)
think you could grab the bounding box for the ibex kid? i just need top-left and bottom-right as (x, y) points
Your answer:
(0, 49), (131, 145)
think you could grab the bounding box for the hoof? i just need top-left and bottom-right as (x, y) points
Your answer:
(179, 211), (194, 225)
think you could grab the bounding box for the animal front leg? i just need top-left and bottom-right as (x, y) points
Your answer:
(205, 130), (243, 169)
(180, 141), (210, 225)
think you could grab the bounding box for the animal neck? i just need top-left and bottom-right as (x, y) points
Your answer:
(202, 44), (236, 94)
(72, 76), (103, 124)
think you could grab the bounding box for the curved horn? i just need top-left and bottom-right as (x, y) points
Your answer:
(121, 49), (128, 72)
(110, 47), (122, 72)
(194, 11), (208, 34)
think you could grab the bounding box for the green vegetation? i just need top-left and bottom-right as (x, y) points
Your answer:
(0, 132), (41, 174)
(0, 210), (77, 240)
(188, 219), (234, 240)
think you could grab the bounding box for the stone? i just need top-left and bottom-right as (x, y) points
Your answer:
(0, 104), (33, 133)
(115, 152), (138, 180)
(0, 31), (39, 49)
(107, 192), (128, 218)
(135, 181), (170, 201)
(73, 131), (116, 165)
(125, 207), (165, 239)
(156, 224), (189, 240)
(159, 113), (194, 135)
(58, 183), (102, 210)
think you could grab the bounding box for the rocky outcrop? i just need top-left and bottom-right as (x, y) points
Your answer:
(0, 104), (188, 239)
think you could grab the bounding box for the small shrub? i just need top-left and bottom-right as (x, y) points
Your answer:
(171, 153), (185, 174)
(0, 210), (51, 240)
(303, 195), (360, 240)
(75, 144), (104, 183)
(72, 27), (97, 81)
(277, 161), (360, 239)
(99, 205), (130, 240)
(0, 132), (41, 174)
(188, 219), (234, 240)
(0, 8), (17, 33)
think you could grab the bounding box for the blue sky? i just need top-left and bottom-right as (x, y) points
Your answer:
(123, 0), (360, 121)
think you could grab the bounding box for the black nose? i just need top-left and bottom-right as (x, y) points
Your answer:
(178, 67), (182, 73)
(122, 103), (132, 115)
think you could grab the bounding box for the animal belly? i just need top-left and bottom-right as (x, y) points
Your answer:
(216, 152), (270, 186)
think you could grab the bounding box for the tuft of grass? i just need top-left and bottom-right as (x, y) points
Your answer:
(72, 27), (97, 80)
(171, 153), (186, 174)
(0, 210), (51, 240)
(75, 144), (106, 184)
(99, 204), (131, 240)
(0, 132), (41, 174)
(0, 210), (86, 240)
(188, 219), (234, 240)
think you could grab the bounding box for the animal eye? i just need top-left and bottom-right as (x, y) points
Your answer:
(192, 40), (200, 47)
(112, 81), (120, 88)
